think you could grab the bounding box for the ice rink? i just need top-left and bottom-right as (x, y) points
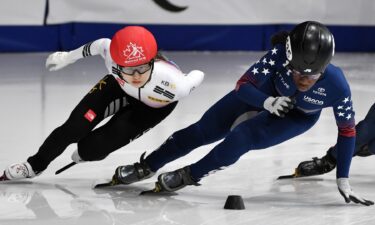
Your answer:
(0, 51), (374, 225)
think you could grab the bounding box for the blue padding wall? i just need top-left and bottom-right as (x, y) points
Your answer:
(0, 23), (374, 52)
(0, 25), (59, 52)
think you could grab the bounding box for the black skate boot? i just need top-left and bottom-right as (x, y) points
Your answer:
(114, 152), (155, 185)
(278, 149), (337, 179)
(355, 144), (373, 157)
(142, 166), (200, 194)
(296, 151), (337, 177)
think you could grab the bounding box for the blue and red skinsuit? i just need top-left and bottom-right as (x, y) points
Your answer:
(145, 44), (356, 180)
(330, 103), (375, 158)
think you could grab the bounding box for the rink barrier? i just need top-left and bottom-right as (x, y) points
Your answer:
(0, 23), (375, 52)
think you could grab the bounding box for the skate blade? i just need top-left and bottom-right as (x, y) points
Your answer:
(277, 169), (301, 180)
(0, 172), (35, 184)
(0, 172), (10, 182)
(94, 180), (118, 188)
(55, 162), (77, 175)
(277, 174), (298, 180)
(140, 189), (178, 196)
(139, 182), (177, 196)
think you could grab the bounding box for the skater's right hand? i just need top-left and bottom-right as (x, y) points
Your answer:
(46, 52), (75, 71)
(337, 178), (374, 206)
(263, 96), (296, 117)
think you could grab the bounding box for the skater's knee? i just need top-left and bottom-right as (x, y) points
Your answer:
(78, 149), (108, 162)
(212, 131), (253, 166)
(61, 110), (96, 135)
(229, 126), (256, 149)
(57, 122), (78, 136)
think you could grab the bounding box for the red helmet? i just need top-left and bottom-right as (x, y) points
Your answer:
(110, 26), (157, 67)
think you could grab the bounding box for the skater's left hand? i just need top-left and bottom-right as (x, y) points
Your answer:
(337, 178), (374, 206)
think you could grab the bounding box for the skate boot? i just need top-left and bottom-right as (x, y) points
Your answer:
(114, 152), (155, 185)
(0, 162), (36, 181)
(296, 151), (337, 177)
(355, 144), (373, 157)
(156, 166), (200, 192)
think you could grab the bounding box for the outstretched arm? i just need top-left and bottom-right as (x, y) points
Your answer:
(46, 38), (111, 71)
(333, 93), (373, 206)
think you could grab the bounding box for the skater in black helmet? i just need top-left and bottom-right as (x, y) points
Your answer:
(104, 21), (373, 206)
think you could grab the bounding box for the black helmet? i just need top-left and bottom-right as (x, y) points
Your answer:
(286, 21), (335, 75)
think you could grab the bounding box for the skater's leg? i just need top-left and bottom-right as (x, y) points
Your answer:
(145, 91), (258, 171)
(154, 111), (320, 191)
(189, 110), (320, 180)
(77, 100), (177, 161)
(25, 75), (125, 174)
